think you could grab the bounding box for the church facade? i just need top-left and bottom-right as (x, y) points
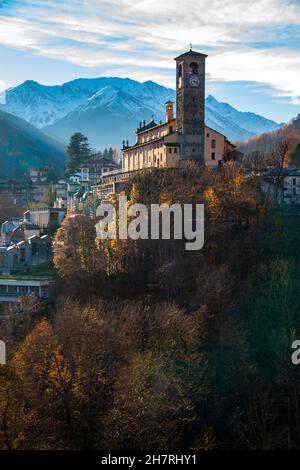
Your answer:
(122, 49), (236, 172)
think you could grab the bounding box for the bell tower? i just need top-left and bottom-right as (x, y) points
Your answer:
(175, 49), (207, 164)
(165, 100), (174, 122)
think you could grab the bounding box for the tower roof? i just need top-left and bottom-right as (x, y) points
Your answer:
(174, 49), (208, 60)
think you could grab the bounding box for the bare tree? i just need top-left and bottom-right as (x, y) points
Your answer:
(269, 140), (289, 199)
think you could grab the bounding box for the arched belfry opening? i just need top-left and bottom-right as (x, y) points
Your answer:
(190, 62), (199, 74)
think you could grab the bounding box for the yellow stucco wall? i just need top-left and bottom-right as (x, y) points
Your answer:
(122, 122), (233, 172)
(205, 127), (228, 167)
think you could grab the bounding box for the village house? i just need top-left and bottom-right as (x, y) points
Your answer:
(0, 207), (60, 307)
(0, 276), (54, 303)
(53, 179), (68, 209)
(0, 167), (55, 206)
(66, 179), (91, 211)
(78, 157), (117, 184)
(1, 219), (40, 244)
(0, 234), (52, 275)
(263, 168), (300, 206)
(0, 180), (31, 206)
(24, 206), (66, 230)
(1, 205), (66, 246)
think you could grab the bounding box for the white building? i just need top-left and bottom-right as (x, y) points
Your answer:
(0, 276), (54, 303)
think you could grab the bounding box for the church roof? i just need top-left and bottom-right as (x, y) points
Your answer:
(174, 49), (208, 60)
(136, 119), (158, 134)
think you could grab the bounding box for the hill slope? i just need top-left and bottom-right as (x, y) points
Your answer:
(238, 114), (300, 154)
(0, 109), (66, 179)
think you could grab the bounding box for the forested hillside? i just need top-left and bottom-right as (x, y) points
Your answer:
(238, 114), (300, 165)
(0, 109), (66, 179)
(1, 164), (300, 450)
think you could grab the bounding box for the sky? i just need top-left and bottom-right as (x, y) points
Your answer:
(0, 0), (299, 122)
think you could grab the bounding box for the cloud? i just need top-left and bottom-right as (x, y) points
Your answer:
(0, 0), (299, 99)
(208, 48), (300, 99)
(0, 16), (41, 48)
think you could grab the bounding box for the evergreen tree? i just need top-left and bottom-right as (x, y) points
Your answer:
(91, 151), (103, 160)
(108, 147), (114, 161)
(102, 148), (109, 160)
(65, 133), (91, 175)
(101, 147), (114, 162)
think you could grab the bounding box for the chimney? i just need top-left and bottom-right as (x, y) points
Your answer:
(165, 101), (174, 122)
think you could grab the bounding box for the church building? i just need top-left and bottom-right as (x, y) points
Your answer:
(122, 49), (236, 172)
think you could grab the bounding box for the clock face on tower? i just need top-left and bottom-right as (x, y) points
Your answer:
(189, 74), (200, 87)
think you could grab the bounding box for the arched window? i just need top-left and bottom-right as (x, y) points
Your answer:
(190, 62), (198, 74)
(178, 64), (182, 77)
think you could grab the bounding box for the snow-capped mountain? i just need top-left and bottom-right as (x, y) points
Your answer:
(1, 80), (87, 128)
(42, 85), (159, 150)
(206, 95), (281, 140)
(0, 78), (174, 130)
(0, 78), (281, 149)
(83, 85), (152, 117)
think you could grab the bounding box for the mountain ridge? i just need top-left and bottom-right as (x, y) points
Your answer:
(0, 78), (281, 149)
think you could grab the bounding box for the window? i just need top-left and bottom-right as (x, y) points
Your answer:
(0, 254), (4, 265)
(169, 148), (172, 153)
(41, 286), (49, 299)
(190, 62), (198, 74)
(293, 178), (297, 186)
(8, 285), (17, 294)
(19, 285), (28, 294)
(207, 133), (210, 138)
(169, 126), (173, 133)
(30, 286), (39, 297)
(20, 248), (26, 262)
(212, 139), (216, 149)
(174, 148), (178, 154)
(212, 152), (216, 160)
